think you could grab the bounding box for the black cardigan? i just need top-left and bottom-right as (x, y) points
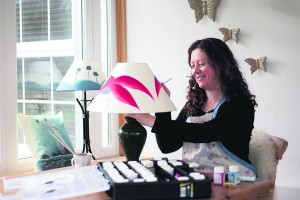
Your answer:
(151, 96), (255, 164)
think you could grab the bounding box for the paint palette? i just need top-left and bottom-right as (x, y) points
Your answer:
(97, 160), (211, 200)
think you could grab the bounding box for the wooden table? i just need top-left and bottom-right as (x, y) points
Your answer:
(208, 179), (274, 200)
(0, 156), (274, 200)
(63, 178), (273, 200)
(44, 178), (270, 200)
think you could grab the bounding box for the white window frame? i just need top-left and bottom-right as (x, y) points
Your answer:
(85, 0), (119, 159)
(0, 0), (19, 172)
(0, 0), (119, 174)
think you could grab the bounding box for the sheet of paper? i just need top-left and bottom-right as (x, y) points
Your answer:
(2, 165), (110, 199)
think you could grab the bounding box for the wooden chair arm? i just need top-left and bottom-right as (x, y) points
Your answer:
(226, 180), (274, 200)
(271, 136), (288, 160)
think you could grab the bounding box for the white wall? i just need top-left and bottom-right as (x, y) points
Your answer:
(126, 0), (300, 188)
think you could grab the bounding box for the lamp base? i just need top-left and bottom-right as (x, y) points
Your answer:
(119, 116), (147, 161)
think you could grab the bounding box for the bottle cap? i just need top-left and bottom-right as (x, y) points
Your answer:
(141, 160), (154, 168)
(214, 166), (224, 173)
(229, 165), (239, 172)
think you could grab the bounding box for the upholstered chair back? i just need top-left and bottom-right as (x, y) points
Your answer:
(249, 129), (288, 199)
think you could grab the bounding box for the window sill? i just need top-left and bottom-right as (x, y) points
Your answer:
(0, 156), (154, 179)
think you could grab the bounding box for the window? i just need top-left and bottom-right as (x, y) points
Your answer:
(0, 0), (118, 173)
(16, 0), (80, 159)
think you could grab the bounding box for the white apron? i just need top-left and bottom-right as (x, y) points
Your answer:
(182, 97), (256, 177)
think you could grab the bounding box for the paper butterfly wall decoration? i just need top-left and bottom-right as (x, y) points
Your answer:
(188, 0), (219, 22)
(219, 27), (240, 44)
(244, 56), (267, 74)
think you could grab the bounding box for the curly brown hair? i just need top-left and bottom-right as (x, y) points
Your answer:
(184, 38), (257, 116)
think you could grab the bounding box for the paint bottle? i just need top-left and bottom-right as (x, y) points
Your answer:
(228, 165), (240, 184)
(213, 166), (225, 185)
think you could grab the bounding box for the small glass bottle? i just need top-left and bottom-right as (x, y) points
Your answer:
(213, 166), (225, 185)
(228, 165), (240, 184)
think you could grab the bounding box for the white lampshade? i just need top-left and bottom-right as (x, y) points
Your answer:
(56, 60), (106, 91)
(87, 63), (177, 113)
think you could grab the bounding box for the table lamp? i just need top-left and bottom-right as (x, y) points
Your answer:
(56, 60), (106, 159)
(87, 63), (176, 161)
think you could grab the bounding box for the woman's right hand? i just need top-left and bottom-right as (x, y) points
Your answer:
(126, 113), (156, 128)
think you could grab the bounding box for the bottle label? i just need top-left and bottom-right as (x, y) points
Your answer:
(213, 172), (224, 185)
(228, 172), (240, 184)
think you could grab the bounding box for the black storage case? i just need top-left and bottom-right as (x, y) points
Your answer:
(97, 160), (211, 200)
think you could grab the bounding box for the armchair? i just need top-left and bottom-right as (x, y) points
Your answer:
(222, 129), (288, 200)
(224, 129), (288, 200)
(249, 129), (288, 181)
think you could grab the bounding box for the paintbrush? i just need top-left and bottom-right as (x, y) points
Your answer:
(36, 120), (75, 155)
(163, 77), (172, 84)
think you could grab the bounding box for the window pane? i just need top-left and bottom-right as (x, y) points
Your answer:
(24, 57), (51, 100)
(16, 0), (20, 42)
(54, 104), (76, 146)
(21, 0), (48, 42)
(53, 56), (74, 101)
(17, 103), (24, 143)
(17, 0), (73, 42)
(17, 58), (23, 99)
(50, 0), (72, 40)
(25, 103), (51, 115)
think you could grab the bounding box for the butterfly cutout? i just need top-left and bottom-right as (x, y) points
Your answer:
(244, 57), (267, 74)
(188, 0), (219, 22)
(219, 27), (240, 43)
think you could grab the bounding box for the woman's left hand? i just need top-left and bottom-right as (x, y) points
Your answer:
(126, 113), (156, 128)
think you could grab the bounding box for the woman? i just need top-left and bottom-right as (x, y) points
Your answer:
(127, 38), (257, 176)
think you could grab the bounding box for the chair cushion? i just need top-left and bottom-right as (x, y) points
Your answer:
(249, 129), (276, 180)
(18, 111), (74, 171)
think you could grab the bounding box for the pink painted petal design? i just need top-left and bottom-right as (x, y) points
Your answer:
(114, 76), (154, 100)
(110, 82), (140, 110)
(154, 76), (162, 97)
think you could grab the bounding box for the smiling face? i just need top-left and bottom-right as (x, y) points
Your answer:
(190, 48), (220, 91)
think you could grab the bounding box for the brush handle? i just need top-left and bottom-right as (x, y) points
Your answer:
(36, 120), (75, 155)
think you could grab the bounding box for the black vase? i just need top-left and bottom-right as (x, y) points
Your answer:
(119, 116), (147, 161)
